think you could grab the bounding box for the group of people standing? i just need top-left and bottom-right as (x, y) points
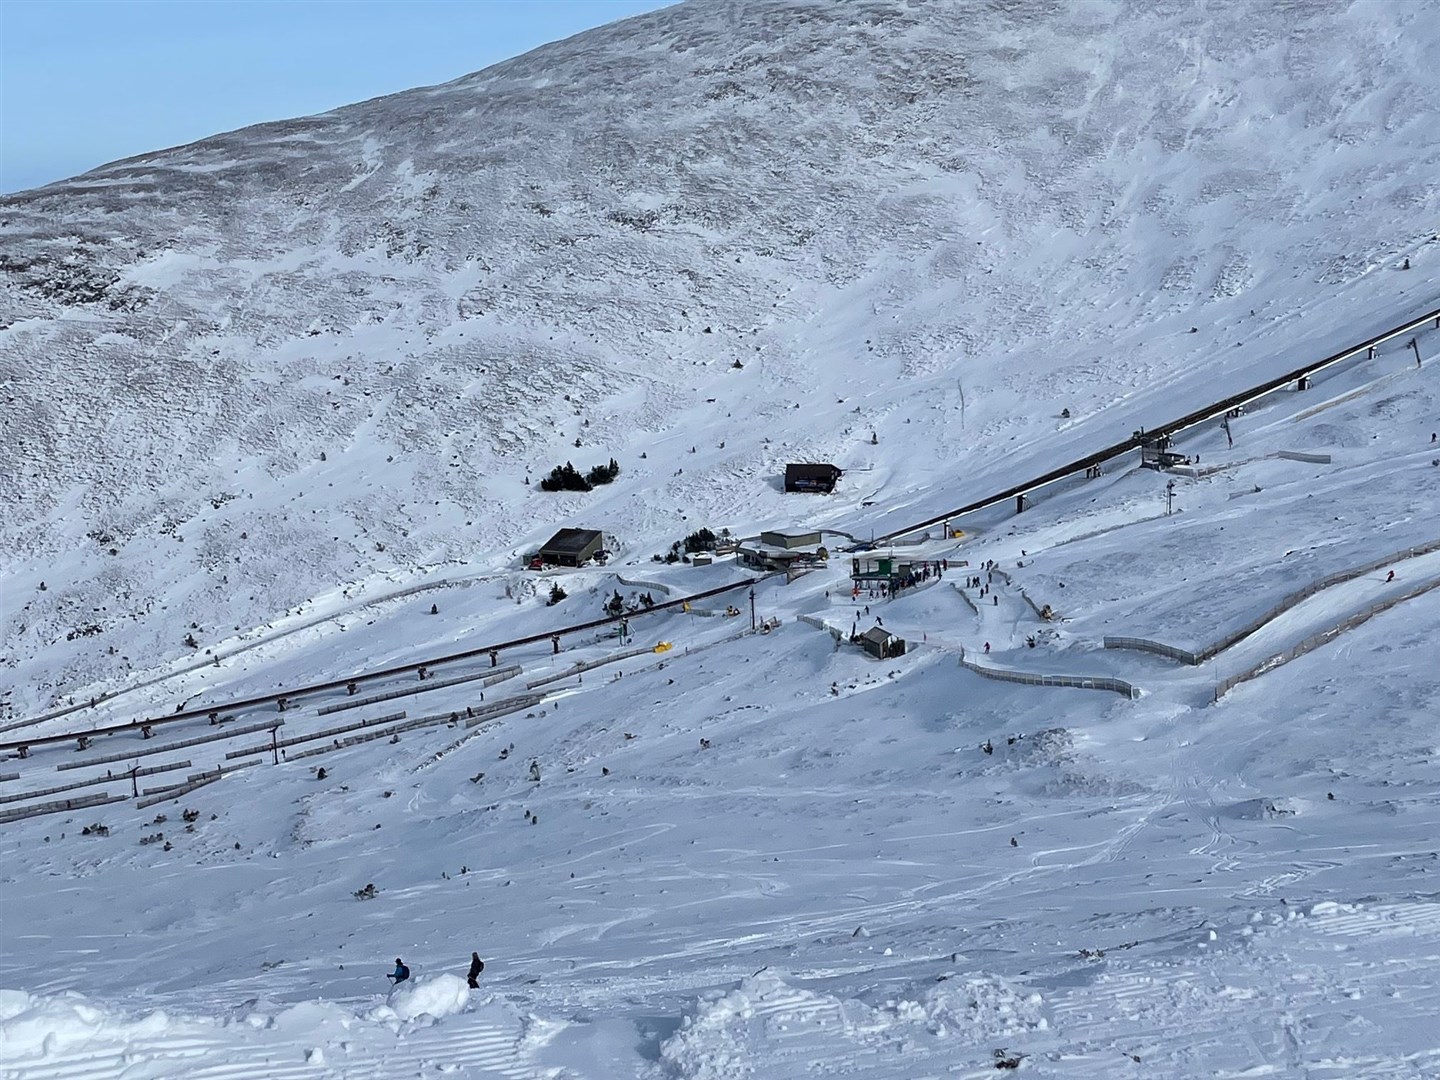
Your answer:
(387, 952), (486, 990)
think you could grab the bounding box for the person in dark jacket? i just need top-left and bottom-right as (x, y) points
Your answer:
(387, 958), (410, 985)
(467, 952), (485, 988)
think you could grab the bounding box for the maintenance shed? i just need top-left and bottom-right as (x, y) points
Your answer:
(785, 463), (842, 494)
(538, 528), (604, 567)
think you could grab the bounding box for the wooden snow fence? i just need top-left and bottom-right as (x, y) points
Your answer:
(463, 693), (547, 728)
(1213, 574), (1440, 702)
(225, 711), (406, 760)
(54, 720), (284, 772)
(481, 665), (523, 688)
(526, 647), (653, 689)
(0, 760), (192, 807)
(316, 667), (509, 715)
(615, 575), (673, 595)
(958, 651), (1139, 700)
(0, 791), (131, 825)
(796, 614), (844, 642)
(1101, 636), (1200, 665)
(134, 760), (263, 809)
(286, 695), (545, 761)
(286, 713), (463, 761)
(1106, 538), (1440, 666)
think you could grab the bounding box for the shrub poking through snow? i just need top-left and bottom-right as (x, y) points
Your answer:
(539, 458), (620, 491)
(586, 458), (620, 485)
(683, 527), (717, 553)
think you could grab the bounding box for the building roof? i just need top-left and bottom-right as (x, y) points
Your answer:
(540, 527), (602, 554)
(759, 529), (823, 549)
(785, 462), (842, 477)
(860, 626), (894, 645)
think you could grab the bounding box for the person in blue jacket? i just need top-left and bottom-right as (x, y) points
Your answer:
(387, 958), (410, 985)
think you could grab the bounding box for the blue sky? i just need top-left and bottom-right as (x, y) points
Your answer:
(0, 0), (674, 193)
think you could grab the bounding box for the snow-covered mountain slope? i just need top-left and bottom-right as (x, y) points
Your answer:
(4, 5), (1440, 1074)
(3, 334), (1439, 1078)
(3, 0), (1440, 716)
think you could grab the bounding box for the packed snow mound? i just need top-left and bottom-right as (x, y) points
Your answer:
(659, 971), (1048, 1077)
(909, 976), (1047, 1040)
(660, 973), (840, 1079)
(4, 0), (1440, 714)
(376, 974), (473, 1022)
(0, 988), (194, 1059)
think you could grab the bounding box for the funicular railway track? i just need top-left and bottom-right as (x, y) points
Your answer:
(0, 575), (775, 757)
(874, 303), (1440, 544)
(5, 302), (1438, 766)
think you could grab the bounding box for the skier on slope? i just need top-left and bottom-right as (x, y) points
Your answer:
(387, 958), (410, 986)
(468, 952), (485, 988)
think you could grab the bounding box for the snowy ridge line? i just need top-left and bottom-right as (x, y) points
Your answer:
(0, 790), (129, 824)
(1105, 537), (1440, 665)
(0, 759), (191, 806)
(957, 648), (1140, 700)
(315, 667), (498, 714)
(224, 710), (406, 759)
(48, 719), (283, 772)
(1213, 573), (1440, 701)
(0, 574), (772, 752)
(526, 645), (658, 689)
(877, 302), (1440, 543)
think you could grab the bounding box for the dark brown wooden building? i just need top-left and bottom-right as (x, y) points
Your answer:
(538, 528), (604, 567)
(784, 463), (842, 494)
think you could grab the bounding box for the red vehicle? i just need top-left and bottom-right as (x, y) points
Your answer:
(528, 555), (544, 570)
